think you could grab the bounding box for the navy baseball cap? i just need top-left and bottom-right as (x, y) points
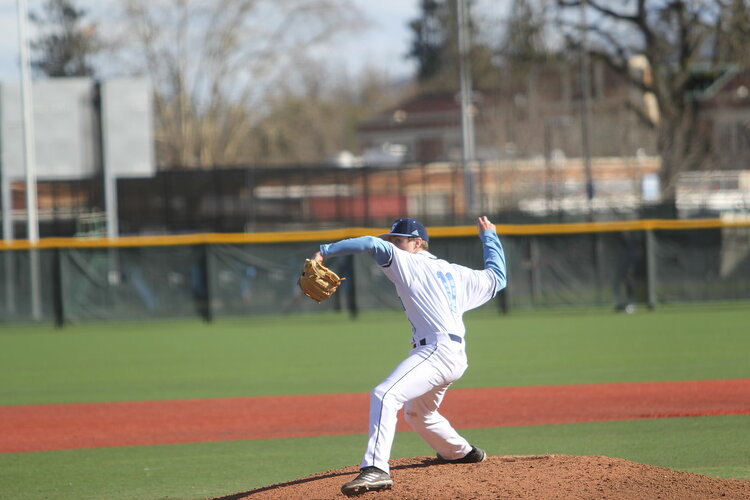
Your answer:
(379, 218), (429, 241)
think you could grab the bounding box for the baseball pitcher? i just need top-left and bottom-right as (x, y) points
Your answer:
(311, 216), (507, 496)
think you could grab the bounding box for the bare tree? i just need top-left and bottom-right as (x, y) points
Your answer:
(243, 59), (401, 163)
(556, 0), (750, 199)
(114, 0), (363, 168)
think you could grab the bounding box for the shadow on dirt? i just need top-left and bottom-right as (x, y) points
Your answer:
(211, 459), (440, 499)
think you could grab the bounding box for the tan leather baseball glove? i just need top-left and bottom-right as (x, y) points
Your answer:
(298, 259), (346, 303)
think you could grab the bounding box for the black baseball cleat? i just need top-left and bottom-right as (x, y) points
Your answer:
(436, 445), (487, 464)
(341, 466), (393, 497)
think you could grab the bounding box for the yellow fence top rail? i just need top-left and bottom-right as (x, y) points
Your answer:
(1, 218), (749, 250)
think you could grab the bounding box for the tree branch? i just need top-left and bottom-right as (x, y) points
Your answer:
(558, 0), (638, 23)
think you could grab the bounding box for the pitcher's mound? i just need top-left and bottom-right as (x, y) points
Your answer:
(220, 454), (750, 500)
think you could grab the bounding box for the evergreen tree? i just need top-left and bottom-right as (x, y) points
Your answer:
(29, 0), (100, 77)
(714, 0), (750, 68)
(407, 0), (497, 90)
(407, 0), (449, 82)
(497, 0), (550, 82)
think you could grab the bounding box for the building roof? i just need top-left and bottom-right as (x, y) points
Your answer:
(358, 90), (499, 133)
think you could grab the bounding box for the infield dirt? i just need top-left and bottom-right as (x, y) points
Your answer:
(213, 454), (750, 500)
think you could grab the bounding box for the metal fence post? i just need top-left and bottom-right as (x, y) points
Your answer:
(53, 247), (65, 328)
(530, 237), (542, 306)
(497, 287), (508, 315)
(346, 255), (357, 319)
(645, 229), (657, 309)
(198, 243), (213, 322)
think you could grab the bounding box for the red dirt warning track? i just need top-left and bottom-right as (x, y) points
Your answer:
(1, 379), (748, 454)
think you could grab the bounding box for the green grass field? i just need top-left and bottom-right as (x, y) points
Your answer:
(1, 304), (749, 499)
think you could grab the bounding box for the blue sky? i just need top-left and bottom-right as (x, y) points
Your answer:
(0, 0), (421, 82)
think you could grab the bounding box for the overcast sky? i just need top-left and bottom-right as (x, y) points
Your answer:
(0, 0), (422, 82)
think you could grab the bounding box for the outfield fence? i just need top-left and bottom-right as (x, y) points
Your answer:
(1, 219), (749, 325)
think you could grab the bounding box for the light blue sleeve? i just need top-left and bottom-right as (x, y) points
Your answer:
(320, 236), (393, 266)
(480, 230), (507, 293)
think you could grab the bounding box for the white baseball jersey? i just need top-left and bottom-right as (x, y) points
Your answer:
(381, 247), (497, 343)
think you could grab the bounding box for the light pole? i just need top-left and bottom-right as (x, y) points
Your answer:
(17, 0), (39, 243)
(17, 0), (42, 321)
(457, 0), (477, 216)
(579, 0), (594, 214)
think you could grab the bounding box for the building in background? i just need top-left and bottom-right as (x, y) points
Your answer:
(357, 60), (659, 164)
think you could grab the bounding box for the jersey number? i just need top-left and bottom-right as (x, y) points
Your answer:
(437, 271), (457, 313)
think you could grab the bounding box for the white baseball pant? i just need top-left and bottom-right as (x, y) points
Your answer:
(360, 341), (472, 473)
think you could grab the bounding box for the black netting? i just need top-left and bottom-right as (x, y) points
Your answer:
(1, 225), (749, 325)
(0, 250), (58, 323)
(653, 226), (750, 303)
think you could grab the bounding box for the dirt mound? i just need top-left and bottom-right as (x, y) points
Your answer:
(217, 454), (750, 500)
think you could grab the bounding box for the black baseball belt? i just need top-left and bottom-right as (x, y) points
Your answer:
(412, 334), (463, 348)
